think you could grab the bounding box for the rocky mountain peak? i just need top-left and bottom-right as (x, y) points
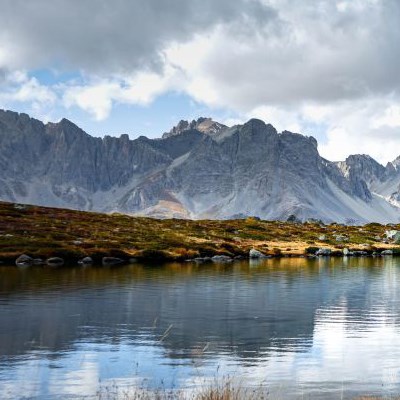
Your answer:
(2, 108), (400, 223)
(387, 156), (400, 174)
(46, 117), (91, 144)
(337, 154), (386, 183)
(243, 118), (267, 129)
(162, 117), (227, 138)
(280, 130), (318, 148)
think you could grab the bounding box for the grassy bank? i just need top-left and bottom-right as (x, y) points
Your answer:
(1, 201), (400, 265)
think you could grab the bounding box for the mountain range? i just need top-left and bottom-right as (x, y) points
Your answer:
(1, 108), (400, 223)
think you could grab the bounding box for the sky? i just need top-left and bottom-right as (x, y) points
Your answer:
(0, 0), (400, 163)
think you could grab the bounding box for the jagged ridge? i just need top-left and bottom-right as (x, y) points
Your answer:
(1, 108), (400, 223)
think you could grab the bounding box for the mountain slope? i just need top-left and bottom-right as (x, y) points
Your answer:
(0, 109), (399, 223)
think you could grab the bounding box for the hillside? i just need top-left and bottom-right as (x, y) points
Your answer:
(1, 201), (399, 265)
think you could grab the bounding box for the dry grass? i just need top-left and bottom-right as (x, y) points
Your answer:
(97, 383), (400, 400)
(195, 382), (265, 400)
(1, 201), (400, 264)
(97, 379), (266, 400)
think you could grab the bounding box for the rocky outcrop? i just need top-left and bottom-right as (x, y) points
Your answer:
(162, 117), (227, 138)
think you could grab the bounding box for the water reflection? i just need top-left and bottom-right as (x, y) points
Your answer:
(0, 258), (400, 399)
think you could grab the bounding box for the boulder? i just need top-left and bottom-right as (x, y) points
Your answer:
(353, 251), (368, 256)
(394, 232), (400, 244)
(381, 250), (393, 256)
(102, 257), (124, 266)
(249, 249), (268, 259)
(318, 235), (327, 241)
(334, 234), (348, 242)
(385, 230), (398, 240)
(193, 257), (212, 263)
(78, 256), (93, 265)
(316, 248), (331, 256)
(15, 254), (33, 267)
(211, 255), (233, 263)
(46, 257), (64, 267)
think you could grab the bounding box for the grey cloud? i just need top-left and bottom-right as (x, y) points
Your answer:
(0, 68), (6, 83)
(0, 0), (275, 74)
(194, 0), (400, 108)
(1, 0), (399, 110)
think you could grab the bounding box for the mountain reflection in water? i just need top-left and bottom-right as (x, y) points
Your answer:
(0, 257), (399, 399)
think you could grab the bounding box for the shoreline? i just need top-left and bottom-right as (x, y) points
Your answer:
(1, 201), (400, 267)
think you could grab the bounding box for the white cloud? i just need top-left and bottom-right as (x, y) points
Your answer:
(373, 105), (400, 129)
(247, 105), (303, 133)
(63, 81), (117, 121)
(62, 67), (178, 120)
(312, 98), (400, 163)
(0, 71), (56, 118)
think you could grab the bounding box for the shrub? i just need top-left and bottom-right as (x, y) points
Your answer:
(305, 246), (319, 254)
(139, 249), (172, 261)
(271, 247), (282, 256)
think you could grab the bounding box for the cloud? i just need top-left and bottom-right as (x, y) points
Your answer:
(0, 71), (56, 117)
(0, 0), (275, 74)
(4, 0), (399, 106)
(317, 97), (400, 164)
(164, 0), (400, 109)
(62, 67), (178, 120)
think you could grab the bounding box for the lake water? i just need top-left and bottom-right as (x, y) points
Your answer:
(1, 257), (400, 399)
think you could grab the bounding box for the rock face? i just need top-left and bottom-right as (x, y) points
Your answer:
(162, 117), (227, 138)
(1, 109), (400, 223)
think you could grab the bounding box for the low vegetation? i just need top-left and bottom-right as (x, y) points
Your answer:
(1, 201), (400, 265)
(97, 380), (266, 400)
(97, 380), (399, 400)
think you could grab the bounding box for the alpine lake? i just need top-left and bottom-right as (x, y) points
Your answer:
(1, 256), (400, 399)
